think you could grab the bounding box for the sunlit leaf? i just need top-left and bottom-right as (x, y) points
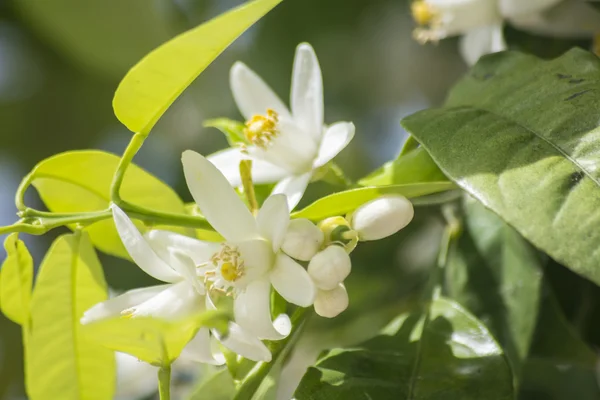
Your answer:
(187, 369), (236, 400)
(402, 48), (600, 286)
(292, 182), (455, 221)
(27, 232), (114, 400)
(113, 0), (283, 135)
(0, 234), (33, 326)
(82, 309), (230, 366)
(29, 150), (185, 258)
(358, 147), (448, 187)
(295, 297), (514, 399)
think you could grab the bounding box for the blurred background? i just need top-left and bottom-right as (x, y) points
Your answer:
(0, 0), (598, 399)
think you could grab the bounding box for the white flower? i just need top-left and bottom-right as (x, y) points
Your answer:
(207, 43), (355, 210)
(348, 195), (414, 241)
(115, 352), (158, 400)
(314, 284), (349, 319)
(411, 0), (564, 64)
(81, 205), (272, 363)
(182, 150), (316, 340)
(307, 246), (351, 291)
(281, 218), (324, 261)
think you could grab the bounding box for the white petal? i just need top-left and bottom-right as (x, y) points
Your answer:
(459, 24), (507, 66)
(350, 195), (414, 241)
(167, 251), (205, 294)
(291, 43), (324, 142)
(207, 148), (290, 187)
(81, 285), (170, 324)
(144, 230), (219, 266)
(215, 322), (272, 362)
(257, 194), (290, 252)
(235, 239), (274, 286)
(179, 327), (224, 365)
(182, 150), (259, 242)
(425, 0), (501, 37)
(314, 284), (349, 318)
(281, 218), (324, 261)
(230, 62), (292, 121)
(112, 206), (181, 283)
(234, 278), (291, 340)
(270, 253), (316, 307)
(313, 122), (355, 168)
(509, 2), (600, 37)
(499, 0), (561, 18)
(123, 281), (202, 320)
(307, 246), (351, 291)
(272, 172), (312, 211)
(115, 352), (158, 400)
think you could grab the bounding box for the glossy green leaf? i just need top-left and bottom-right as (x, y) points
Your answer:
(82, 309), (230, 366)
(292, 182), (455, 221)
(204, 118), (247, 146)
(30, 150), (185, 258)
(113, 0), (283, 134)
(402, 48), (600, 286)
(358, 147), (448, 187)
(14, 0), (171, 77)
(0, 234), (33, 326)
(295, 297), (514, 400)
(445, 196), (543, 381)
(187, 369), (236, 400)
(27, 232), (114, 400)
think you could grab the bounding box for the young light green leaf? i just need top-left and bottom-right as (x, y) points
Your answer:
(81, 309), (230, 366)
(204, 118), (247, 146)
(358, 147), (448, 187)
(27, 232), (115, 400)
(29, 150), (186, 258)
(295, 297), (514, 399)
(0, 234), (33, 326)
(113, 0), (283, 135)
(187, 369), (236, 400)
(402, 48), (600, 286)
(292, 182), (455, 221)
(445, 196), (543, 382)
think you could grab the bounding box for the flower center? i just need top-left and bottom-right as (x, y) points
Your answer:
(244, 109), (279, 149)
(411, 1), (436, 26)
(208, 244), (245, 284)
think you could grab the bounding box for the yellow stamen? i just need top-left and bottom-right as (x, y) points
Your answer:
(209, 244), (245, 283)
(411, 1), (435, 26)
(244, 108), (279, 149)
(220, 262), (239, 282)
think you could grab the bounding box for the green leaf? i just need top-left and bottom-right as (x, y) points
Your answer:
(402, 48), (600, 286)
(445, 196), (543, 382)
(113, 0), (283, 135)
(27, 232), (115, 400)
(187, 369), (236, 400)
(292, 182), (455, 221)
(82, 309), (230, 366)
(295, 297), (514, 400)
(0, 234), (33, 326)
(30, 150), (185, 258)
(204, 118), (247, 146)
(358, 147), (448, 187)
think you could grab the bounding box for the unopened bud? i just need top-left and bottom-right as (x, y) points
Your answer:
(314, 284), (349, 318)
(281, 219), (324, 261)
(349, 195), (414, 241)
(307, 245), (351, 290)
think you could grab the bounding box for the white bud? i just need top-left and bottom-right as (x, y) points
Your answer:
(350, 195), (414, 241)
(307, 245), (351, 290)
(314, 284), (349, 318)
(281, 218), (324, 261)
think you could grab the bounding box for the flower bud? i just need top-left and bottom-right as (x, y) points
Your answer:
(281, 219), (324, 261)
(349, 195), (414, 241)
(307, 245), (351, 290)
(314, 284), (349, 318)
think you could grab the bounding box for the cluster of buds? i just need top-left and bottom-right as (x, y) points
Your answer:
(279, 195), (414, 318)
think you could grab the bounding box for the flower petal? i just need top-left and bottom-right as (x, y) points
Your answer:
(499, 0), (561, 18)
(179, 327), (224, 365)
(182, 150), (258, 242)
(234, 239), (274, 287)
(123, 281), (202, 320)
(207, 148), (290, 187)
(112, 206), (181, 283)
(145, 230), (219, 266)
(214, 322), (272, 362)
(272, 172), (312, 211)
(257, 194), (290, 252)
(459, 24), (507, 66)
(313, 122), (355, 168)
(230, 62), (292, 121)
(81, 284), (172, 324)
(234, 278), (291, 340)
(291, 43), (324, 142)
(115, 352), (158, 400)
(270, 253), (316, 307)
(509, 2), (600, 37)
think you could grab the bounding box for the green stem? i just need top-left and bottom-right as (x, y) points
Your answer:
(399, 135), (419, 157)
(158, 365), (171, 400)
(15, 173), (34, 212)
(233, 308), (309, 400)
(240, 160), (259, 214)
(110, 132), (146, 203)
